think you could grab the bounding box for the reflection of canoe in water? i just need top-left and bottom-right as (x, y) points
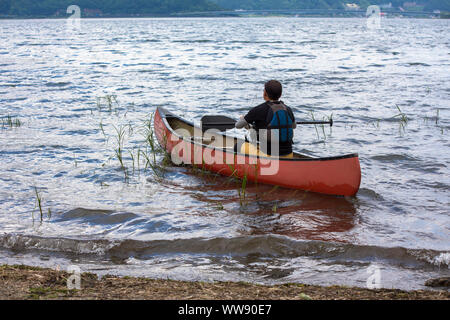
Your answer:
(154, 107), (361, 197)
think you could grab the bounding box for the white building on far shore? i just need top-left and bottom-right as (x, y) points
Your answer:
(345, 3), (360, 10)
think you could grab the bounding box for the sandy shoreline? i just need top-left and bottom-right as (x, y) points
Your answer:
(0, 264), (448, 300)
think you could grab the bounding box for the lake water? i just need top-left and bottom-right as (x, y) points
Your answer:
(0, 17), (449, 291)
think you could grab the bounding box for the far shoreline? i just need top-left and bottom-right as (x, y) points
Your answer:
(0, 13), (445, 20)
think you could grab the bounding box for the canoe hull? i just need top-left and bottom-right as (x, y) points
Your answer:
(154, 107), (361, 197)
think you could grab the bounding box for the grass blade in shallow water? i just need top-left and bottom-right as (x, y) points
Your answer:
(34, 187), (43, 222)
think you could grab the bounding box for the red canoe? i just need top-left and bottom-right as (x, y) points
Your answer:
(154, 107), (361, 196)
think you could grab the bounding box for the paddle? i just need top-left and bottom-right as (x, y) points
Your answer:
(201, 115), (333, 131)
(200, 115), (238, 132)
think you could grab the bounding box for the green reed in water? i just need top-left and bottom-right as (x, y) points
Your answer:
(142, 114), (158, 164)
(272, 203), (278, 213)
(138, 114), (170, 179)
(33, 187), (51, 222)
(238, 173), (248, 207)
(308, 110), (330, 141)
(325, 113), (333, 135)
(129, 149), (136, 175)
(1, 115), (22, 128)
(309, 110), (320, 140)
(96, 95), (119, 113)
(34, 187), (43, 221)
(139, 149), (163, 179)
(99, 119), (106, 137)
(393, 104), (408, 135)
(112, 124), (129, 181)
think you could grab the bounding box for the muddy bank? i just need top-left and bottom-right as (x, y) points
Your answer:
(0, 265), (448, 300)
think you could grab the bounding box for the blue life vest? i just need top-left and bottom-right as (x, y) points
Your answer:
(266, 102), (294, 143)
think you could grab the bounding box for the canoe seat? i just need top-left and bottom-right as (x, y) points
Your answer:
(240, 142), (293, 159)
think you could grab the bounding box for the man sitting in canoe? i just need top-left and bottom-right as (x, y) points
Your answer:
(235, 80), (296, 158)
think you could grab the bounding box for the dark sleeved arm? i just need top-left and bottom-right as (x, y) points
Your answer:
(288, 107), (297, 129)
(244, 107), (259, 125)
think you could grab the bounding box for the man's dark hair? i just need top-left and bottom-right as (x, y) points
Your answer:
(264, 80), (282, 101)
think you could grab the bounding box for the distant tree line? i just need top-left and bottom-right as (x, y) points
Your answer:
(0, 0), (220, 16)
(0, 0), (449, 16)
(211, 0), (450, 11)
